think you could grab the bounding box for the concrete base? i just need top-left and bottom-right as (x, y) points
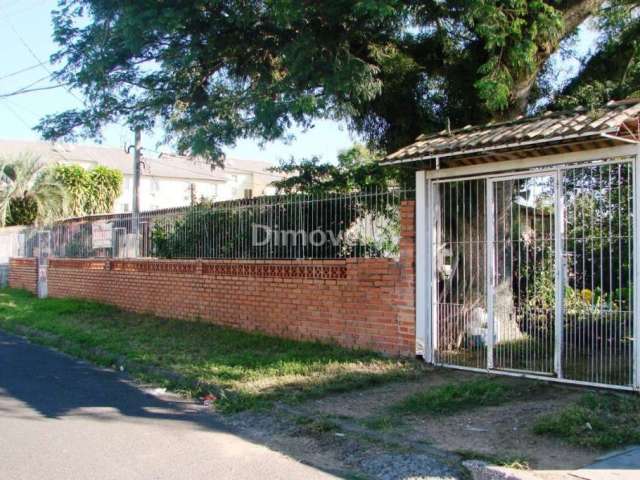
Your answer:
(0, 263), (8, 287)
(571, 446), (640, 480)
(463, 447), (640, 480)
(463, 461), (536, 480)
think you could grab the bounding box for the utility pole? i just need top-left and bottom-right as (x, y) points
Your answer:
(131, 127), (142, 256)
(189, 182), (197, 205)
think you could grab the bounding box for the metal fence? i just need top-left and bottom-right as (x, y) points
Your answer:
(431, 156), (636, 390)
(5, 187), (414, 261)
(0, 226), (31, 286)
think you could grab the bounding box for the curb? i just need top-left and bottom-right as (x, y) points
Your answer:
(463, 460), (531, 480)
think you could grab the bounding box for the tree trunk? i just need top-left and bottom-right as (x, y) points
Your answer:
(500, 0), (605, 120)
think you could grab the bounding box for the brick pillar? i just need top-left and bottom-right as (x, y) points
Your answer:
(399, 200), (415, 269)
(396, 200), (416, 354)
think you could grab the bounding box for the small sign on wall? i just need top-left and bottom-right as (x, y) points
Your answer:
(92, 221), (113, 249)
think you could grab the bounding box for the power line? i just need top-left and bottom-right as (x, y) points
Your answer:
(1, 96), (40, 118)
(0, 99), (32, 129)
(0, 84), (66, 98)
(0, 62), (48, 81)
(0, 76), (66, 98)
(0, 3), (85, 105)
(5, 73), (49, 91)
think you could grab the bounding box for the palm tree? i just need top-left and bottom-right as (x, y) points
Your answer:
(0, 154), (67, 227)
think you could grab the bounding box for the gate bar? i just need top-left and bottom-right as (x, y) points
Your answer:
(436, 362), (636, 391)
(554, 170), (564, 379)
(429, 179), (440, 357)
(486, 179), (495, 369)
(634, 147), (640, 390)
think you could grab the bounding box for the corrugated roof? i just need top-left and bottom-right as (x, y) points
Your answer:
(0, 139), (226, 181)
(383, 99), (640, 165)
(160, 153), (283, 180)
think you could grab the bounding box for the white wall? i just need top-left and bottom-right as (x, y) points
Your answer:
(114, 175), (222, 212)
(215, 172), (253, 201)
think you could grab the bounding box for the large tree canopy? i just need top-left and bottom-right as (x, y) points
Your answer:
(554, 1), (640, 109)
(37, 0), (637, 162)
(271, 144), (405, 193)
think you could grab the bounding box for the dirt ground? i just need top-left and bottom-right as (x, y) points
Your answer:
(243, 367), (607, 477)
(408, 395), (596, 469)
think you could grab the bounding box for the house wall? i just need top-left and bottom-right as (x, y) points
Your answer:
(115, 175), (221, 212)
(9, 201), (417, 355)
(113, 171), (278, 213)
(216, 172), (253, 200)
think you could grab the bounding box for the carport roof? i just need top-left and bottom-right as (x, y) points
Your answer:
(382, 99), (640, 168)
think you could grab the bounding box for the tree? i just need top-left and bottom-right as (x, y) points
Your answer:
(38, 1), (627, 160)
(554, 2), (640, 110)
(0, 158), (122, 226)
(0, 155), (67, 227)
(271, 145), (405, 193)
(53, 164), (123, 216)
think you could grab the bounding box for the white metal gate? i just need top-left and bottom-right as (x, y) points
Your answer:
(429, 157), (638, 390)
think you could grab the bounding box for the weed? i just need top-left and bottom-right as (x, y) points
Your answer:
(391, 377), (549, 416)
(533, 392), (640, 449)
(0, 288), (419, 413)
(362, 415), (396, 431)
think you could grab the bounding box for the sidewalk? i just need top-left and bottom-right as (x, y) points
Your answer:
(465, 446), (640, 480)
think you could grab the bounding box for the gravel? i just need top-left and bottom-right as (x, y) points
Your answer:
(359, 453), (461, 480)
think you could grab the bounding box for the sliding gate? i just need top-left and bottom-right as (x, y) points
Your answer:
(431, 158), (637, 389)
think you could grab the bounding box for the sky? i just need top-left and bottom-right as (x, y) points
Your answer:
(0, 0), (355, 165)
(0, 0), (597, 166)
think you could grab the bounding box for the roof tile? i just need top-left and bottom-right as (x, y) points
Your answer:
(384, 99), (640, 164)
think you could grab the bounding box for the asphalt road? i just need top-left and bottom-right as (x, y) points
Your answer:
(0, 331), (338, 480)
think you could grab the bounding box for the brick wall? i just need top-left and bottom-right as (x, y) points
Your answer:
(8, 257), (38, 293)
(16, 201), (416, 355)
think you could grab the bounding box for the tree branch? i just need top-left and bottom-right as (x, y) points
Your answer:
(503, 0), (605, 119)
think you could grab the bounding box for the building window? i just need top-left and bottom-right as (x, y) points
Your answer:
(244, 189), (253, 199)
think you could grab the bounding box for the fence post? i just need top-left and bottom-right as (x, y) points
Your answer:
(634, 147), (640, 391)
(36, 257), (48, 299)
(415, 171), (429, 361)
(36, 230), (51, 299)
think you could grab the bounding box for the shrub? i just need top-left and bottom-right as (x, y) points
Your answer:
(53, 164), (123, 217)
(151, 194), (402, 259)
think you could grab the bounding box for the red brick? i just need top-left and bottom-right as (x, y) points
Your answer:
(8, 200), (417, 355)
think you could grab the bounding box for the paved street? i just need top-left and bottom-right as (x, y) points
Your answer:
(0, 331), (338, 480)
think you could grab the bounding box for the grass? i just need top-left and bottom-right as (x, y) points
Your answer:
(362, 415), (396, 431)
(295, 415), (340, 434)
(0, 288), (419, 413)
(391, 377), (550, 416)
(533, 392), (640, 449)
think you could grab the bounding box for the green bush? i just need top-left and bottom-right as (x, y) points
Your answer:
(151, 194), (402, 259)
(6, 196), (38, 226)
(53, 164), (123, 217)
